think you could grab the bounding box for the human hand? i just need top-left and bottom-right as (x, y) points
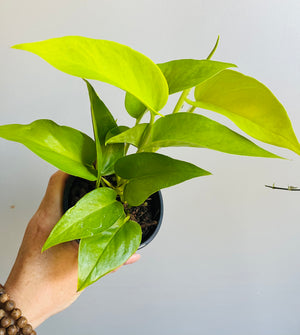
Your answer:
(4, 171), (140, 329)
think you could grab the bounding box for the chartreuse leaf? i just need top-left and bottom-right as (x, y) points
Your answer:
(115, 152), (211, 206)
(12, 36), (168, 114)
(124, 59), (236, 118)
(0, 120), (97, 180)
(42, 188), (124, 251)
(141, 113), (279, 158)
(189, 70), (300, 155)
(85, 80), (124, 176)
(158, 59), (236, 94)
(78, 218), (142, 291)
(106, 123), (148, 147)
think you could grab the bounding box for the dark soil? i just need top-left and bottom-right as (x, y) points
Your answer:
(123, 198), (159, 244)
(64, 176), (161, 244)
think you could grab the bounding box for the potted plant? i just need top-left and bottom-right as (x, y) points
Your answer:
(1, 36), (299, 291)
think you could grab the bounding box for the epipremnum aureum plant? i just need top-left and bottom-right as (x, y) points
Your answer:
(1, 36), (300, 290)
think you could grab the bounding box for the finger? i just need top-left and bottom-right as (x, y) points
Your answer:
(39, 171), (69, 213)
(23, 172), (70, 250)
(110, 254), (141, 273)
(124, 254), (141, 265)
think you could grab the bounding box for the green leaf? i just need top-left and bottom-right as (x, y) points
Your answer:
(124, 59), (236, 118)
(189, 70), (300, 155)
(78, 218), (142, 290)
(0, 120), (97, 180)
(13, 36), (168, 114)
(158, 59), (236, 94)
(125, 92), (148, 119)
(115, 152), (211, 206)
(105, 126), (130, 142)
(42, 187), (124, 251)
(142, 113), (280, 158)
(106, 123), (148, 147)
(85, 80), (124, 175)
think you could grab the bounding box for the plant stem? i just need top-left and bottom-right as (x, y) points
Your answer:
(100, 178), (106, 188)
(187, 106), (196, 113)
(136, 110), (147, 125)
(149, 110), (155, 125)
(172, 36), (220, 115)
(96, 174), (101, 188)
(207, 35), (220, 60)
(101, 176), (115, 189)
(124, 143), (130, 155)
(172, 88), (191, 114)
(124, 215), (131, 223)
(265, 184), (300, 191)
(116, 175), (123, 187)
(137, 112), (155, 152)
(124, 109), (149, 155)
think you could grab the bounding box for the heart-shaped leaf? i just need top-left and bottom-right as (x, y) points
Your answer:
(115, 152), (211, 206)
(124, 59), (236, 119)
(13, 36), (169, 114)
(85, 80), (124, 175)
(0, 119), (97, 180)
(141, 113), (279, 158)
(188, 70), (300, 155)
(42, 187), (124, 251)
(106, 123), (148, 147)
(78, 218), (142, 290)
(125, 92), (148, 119)
(158, 59), (236, 95)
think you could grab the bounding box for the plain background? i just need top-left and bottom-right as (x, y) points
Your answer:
(1, 0), (300, 334)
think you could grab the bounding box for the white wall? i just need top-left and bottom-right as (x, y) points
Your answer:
(1, 0), (300, 334)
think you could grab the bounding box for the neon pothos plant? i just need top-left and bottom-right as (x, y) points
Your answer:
(1, 36), (300, 291)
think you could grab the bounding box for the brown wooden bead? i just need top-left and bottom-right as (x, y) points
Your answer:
(0, 309), (5, 319)
(30, 331), (37, 335)
(16, 317), (27, 329)
(7, 325), (18, 335)
(22, 324), (33, 335)
(1, 316), (13, 328)
(0, 287), (5, 295)
(10, 309), (21, 321)
(0, 328), (6, 335)
(13, 325), (19, 335)
(4, 300), (15, 312)
(0, 294), (9, 304)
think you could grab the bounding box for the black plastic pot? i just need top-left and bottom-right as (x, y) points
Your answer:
(63, 175), (163, 249)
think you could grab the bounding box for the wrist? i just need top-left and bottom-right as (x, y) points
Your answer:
(4, 278), (50, 329)
(0, 284), (36, 334)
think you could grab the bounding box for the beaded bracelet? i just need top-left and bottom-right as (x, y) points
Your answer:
(0, 284), (36, 335)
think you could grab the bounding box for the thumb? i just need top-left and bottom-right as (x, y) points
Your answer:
(39, 171), (69, 213)
(36, 171), (69, 232)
